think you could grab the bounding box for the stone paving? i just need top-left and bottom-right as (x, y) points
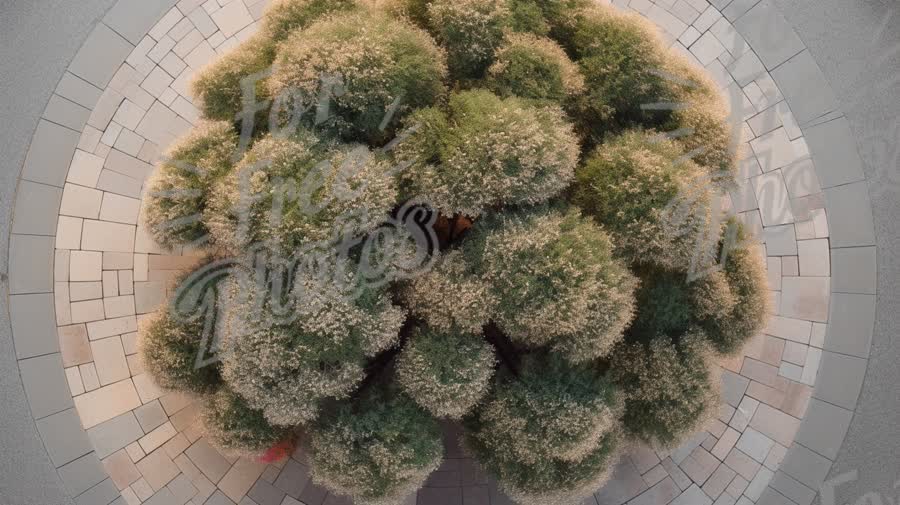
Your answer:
(5, 0), (879, 504)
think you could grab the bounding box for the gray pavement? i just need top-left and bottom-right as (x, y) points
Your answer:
(768, 0), (900, 502)
(1, 1), (117, 504)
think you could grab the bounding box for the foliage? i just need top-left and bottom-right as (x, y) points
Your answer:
(206, 131), (398, 255)
(140, 308), (222, 395)
(220, 259), (405, 426)
(203, 387), (293, 454)
(261, 0), (359, 42)
(269, 9), (447, 143)
(308, 385), (443, 505)
(144, 120), (238, 248)
(610, 332), (718, 448)
(426, 0), (510, 80)
(397, 90), (579, 217)
(464, 354), (621, 504)
(486, 32), (585, 103)
(396, 327), (496, 418)
(463, 207), (636, 363)
(573, 129), (714, 270)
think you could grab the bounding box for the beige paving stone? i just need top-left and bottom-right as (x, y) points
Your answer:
(105, 295), (136, 318)
(764, 315), (811, 343)
(758, 336), (785, 366)
(134, 253), (149, 281)
(87, 315), (139, 340)
(702, 463), (737, 499)
(781, 341), (808, 365)
(746, 380), (785, 409)
(71, 299), (106, 324)
(74, 378), (142, 428)
(140, 422), (178, 454)
(131, 478), (154, 501)
(219, 457), (267, 502)
(800, 347), (822, 386)
(103, 270), (119, 298)
(763, 444), (788, 471)
(712, 428), (740, 460)
(55, 249), (71, 282)
(82, 220), (137, 252)
(120, 487), (140, 505)
(91, 336), (130, 385)
(797, 238), (830, 276)
(164, 433), (191, 459)
(100, 192), (142, 224)
(97, 169), (143, 198)
(160, 391), (195, 416)
(778, 361), (803, 381)
(643, 464), (668, 486)
(729, 396), (759, 432)
(104, 251), (135, 270)
(126, 441), (145, 463)
(71, 250), (103, 282)
(781, 382), (812, 418)
(127, 354), (144, 376)
(724, 448), (760, 482)
(725, 474), (749, 498)
(79, 362), (101, 391)
(744, 467), (774, 501)
(170, 403), (201, 432)
(750, 128), (797, 172)
(752, 171), (794, 226)
(735, 427), (773, 463)
(55, 283), (72, 326)
(60, 183), (104, 218)
(809, 323), (826, 348)
(781, 277), (829, 322)
(211, 0), (253, 37)
(103, 449), (142, 490)
(136, 448), (180, 491)
(167, 473), (199, 504)
(71, 281), (105, 303)
(186, 439), (233, 483)
(122, 331), (139, 355)
(120, 270), (135, 295)
(782, 255), (799, 276)
(133, 373), (166, 403)
(57, 216), (84, 250)
(135, 281), (167, 314)
(65, 366), (85, 396)
(749, 403), (801, 447)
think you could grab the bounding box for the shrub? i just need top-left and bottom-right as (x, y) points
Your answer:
(398, 90), (579, 217)
(508, 0), (551, 35)
(662, 56), (737, 179)
(220, 260), (406, 426)
(269, 10), (447, 143)
(144, 121), (238, 248)
(206, 132), (398, 255)
(486, 33), (585, 103)
(203, 387), (293, 455)
(569, 5), (670, 138)
(400, 250), (494, 334)
(260, 0), (358, 42)
(426, 0), (511, 79)
(396, 327), (496, 418)
(464, 207), (636, 363)
(376, 0), (433, 29)
(308, 385), (443, 505)
(628, 267), (700, 341)
(610, 332), (718, 448)
(191, 35), (276, 123)
(464, 354), (621, 504)
(140, 308), (222, 395)
(573, 129), (714, 270)
(698, 220), (769, 354)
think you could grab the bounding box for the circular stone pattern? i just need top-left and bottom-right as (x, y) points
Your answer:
(44, 0), (833, 504)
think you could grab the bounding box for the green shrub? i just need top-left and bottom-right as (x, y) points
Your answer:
(220, 260), (405, 426)
(396, 327), (496, 418)
(376, 0), (433, 29)
(269, 10), (447, 143)
(206, 132), (398, 255)
(569, 6), (670, 138)
(260, 0), (358, 42)
(464, 207), (636, 363)
(486, 33), (584, 103)
(140, 307), (222, 395)
(698, 220), (769, 354)
(531, 0), (594, 49)
(464, 354), (620, 504)
(308, 385), (443, 505)
(628, 267), (699, 341)
(191, 35), (276, 123)
(398, 90), (579, 217)
(573, 129), (714, 270)
(508, 0), (551, 35)
(144, 120), (238, 248)
(400, 250), (494, 334)
(203, 387), (293, 455)
(426, 0), (510, 79)
(610, 332), (718, 448)
(662, 56), (737, 179)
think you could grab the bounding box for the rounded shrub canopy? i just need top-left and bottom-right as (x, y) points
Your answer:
(464, 354), (621, 504)
(191, 35), (275, 123)
(463, 207), (636, 363)
(610, 332), (718, 448)
(140, 309), (222, 395)
(269, 9), (447, 143)
(426, 0), (510, 80)
(398, 90), (579, 217)
(400, 250), (494, 334)
(308, 385), (443, 505)
(203, 387), (293, 455)
(573, 129), (714, 270)
(206, 131), (398, 255)
(221, 260), (405, 426)
(260, 0), (358, 43)
(396, 326), (496, 418)
(486, 32), (585, 103)
(144, 120), (238, 248)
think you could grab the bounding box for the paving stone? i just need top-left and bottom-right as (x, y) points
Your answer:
(205, 490), (237, 505)
(824, 293), (875, 358)
(104, 0), (175, 44)
(746, 380), (785, 409)
(803, 117), (865, 188)
(70, 24), (135, 88)
(71, 250), (103, 282)
(61, 184), (104, 219)
(44, 94), (91, 131)
(133, 373), (165, 403)
(735, 427), (774, 463)
(82, 220), (137, 253)
(36, 408), (93, 467)
(830, 246), (876, 294)
(80, 363), (101, 391)
(134, 400), (168, 432)
(75, 478), (120, 505)
(211, 0), (253, 37)
(74, 379), (143, 429)
(781, 159), (820, 200)
(780, 276), (829, 322)
(813, 351), (867, 410)
(9, 293), (59, 358)
(769, 471), (816, 505)
(800, 347), (822, 386)
(97, 170), (143, 198)
(749, 403), (801, 447)
(57, 72), (104, 109)
(12, 181), (63, 235)
(779, 444), (832, 491)
(187, 439), (233, 484)
(103, 449), (142, 490)
(793, 398), (853, 461)
(58, 453), (108, 497)
(19, 353), (74, 419)
(9, 234), (55, 294)
(594, 458), (647, 505)
(22, 119), (82, 187)
(627, 477), (680, 505)
(752, 171), (794, 226)
(71, 299), (106, 324)
(720, 370), (750, 407)
(87, 315), (138, 340)
(703, 464), (736, 499)
(762, 224), (796, 256)
(137, 448), (181, 491)
(711, 427), (741, 461)
(273, 459), (310, 498)
(770, 50), (839, 124)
